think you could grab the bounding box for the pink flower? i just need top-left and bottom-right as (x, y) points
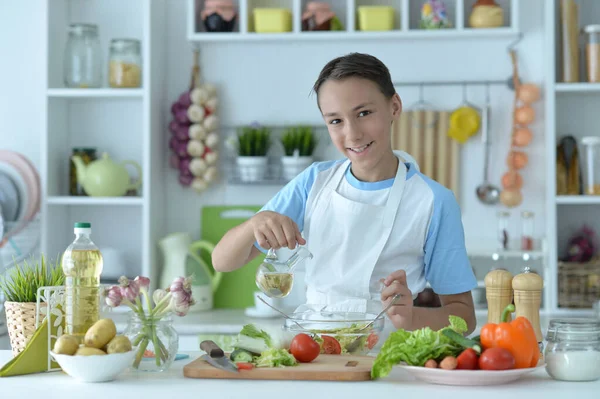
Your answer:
(119, 276), (141, 302)
(105, 286), (122, 307)
(135, 276), (150, 292)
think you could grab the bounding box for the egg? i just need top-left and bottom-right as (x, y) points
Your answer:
(500, 189), (523, 208)
(515, 106), (535, 125)
(507, 151), (528, 169)
(501, 171), (523, 190)
(513, 127), (533, 147)
(518, 83), (541, 104)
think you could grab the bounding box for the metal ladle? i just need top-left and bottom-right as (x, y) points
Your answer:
(476, 84), (500, 205)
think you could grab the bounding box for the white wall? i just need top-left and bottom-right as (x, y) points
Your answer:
(0, 0), (546, 253)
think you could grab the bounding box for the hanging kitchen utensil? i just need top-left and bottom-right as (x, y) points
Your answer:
(476, 83), (501, 205)
(448, 83), (481, 144)
(407, 83), (438, 131)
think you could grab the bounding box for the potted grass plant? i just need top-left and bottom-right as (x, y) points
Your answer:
(280, 125), (318, 181)
(0, 255), (64, 356)
(236, 123), (272, 182)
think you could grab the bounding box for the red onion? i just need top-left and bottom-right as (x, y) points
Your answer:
(179, 173), (193, 186)
(179, 157), (191, 173)
(179, 91), (192, 108)
(175, 124), (189, 140)
(171, 102), (184, 116)
(173, 139), (190, 158)
(169, 119), (180, 134)
(176, 109), (190, 124)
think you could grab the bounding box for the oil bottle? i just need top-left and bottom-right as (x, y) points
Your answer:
(62, 222), (104, 343)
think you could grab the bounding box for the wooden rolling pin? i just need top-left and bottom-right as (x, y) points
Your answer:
(484, 269), (513, 324)
(512, 270), (544, 343)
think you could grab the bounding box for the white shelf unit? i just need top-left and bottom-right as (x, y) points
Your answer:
(41, 0), (168, 289)
(187, 0), (519, 42)
(544, 0), (600, 317)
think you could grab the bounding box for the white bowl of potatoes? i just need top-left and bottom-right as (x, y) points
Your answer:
(50, 318), (136, 383)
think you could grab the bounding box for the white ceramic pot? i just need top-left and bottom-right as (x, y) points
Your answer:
(281, 155), (313, 181)
(236, 156), (268, 182)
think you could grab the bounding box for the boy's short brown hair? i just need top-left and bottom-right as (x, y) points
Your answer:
(312, 53), (397, 100)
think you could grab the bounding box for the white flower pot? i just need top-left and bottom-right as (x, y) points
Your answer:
(281, 155), (313, 181)
(236, 156), (268, 182)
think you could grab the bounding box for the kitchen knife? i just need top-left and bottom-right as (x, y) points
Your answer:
(200, 340), (239, 373)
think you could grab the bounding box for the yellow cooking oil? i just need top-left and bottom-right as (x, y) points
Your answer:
(61, 222), (103, 343)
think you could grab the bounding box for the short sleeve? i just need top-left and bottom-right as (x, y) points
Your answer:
(423, 189), (477, 295)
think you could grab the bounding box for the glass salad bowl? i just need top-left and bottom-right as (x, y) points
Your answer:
(282, 311), (385, 356)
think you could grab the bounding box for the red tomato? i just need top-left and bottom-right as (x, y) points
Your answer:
(236, 362), (254, 370)
(367, 333), (379, 350)
(456, 348), (479, 370)
(290, 333), (320, 363)
(321, 335), (342, 355)
(478, 347), (516, 371)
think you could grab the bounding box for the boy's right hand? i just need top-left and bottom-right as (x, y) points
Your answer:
(250, 211), (306, 250)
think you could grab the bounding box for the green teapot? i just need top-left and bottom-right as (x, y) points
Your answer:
(72, 152), (142, 197)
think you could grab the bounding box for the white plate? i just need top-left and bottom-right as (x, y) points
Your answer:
(0, 172), (20, 222)
(244, 306), (280, 319)
(397, 363), (544, 386)
(0, 162), (27, 222)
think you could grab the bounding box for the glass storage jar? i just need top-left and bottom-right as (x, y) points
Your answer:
(63, 23), (103, 88)
(497, 211), (510, 250)
(584, 25), (600, 83)
(544, 319), (600, 382)
(580, 136), (600, 195)
(123, 313), (179, 372)
(520, 211), (534, 250)
(108, 39), (142, 88)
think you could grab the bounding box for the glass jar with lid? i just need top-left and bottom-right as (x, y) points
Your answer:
(520, 211), (534, 250)
(63, 24), (103, 88)
(497, 211), (510, 250)
(584, 25), (600, 83)
(580, 136), (600, 195)
(108, 39), (142, 88)
(544, 319), (600, 382)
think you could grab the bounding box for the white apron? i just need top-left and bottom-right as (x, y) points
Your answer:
(296, 151), (425, 349)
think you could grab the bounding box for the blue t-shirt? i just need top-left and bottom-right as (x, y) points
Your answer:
(256, 159), (477, 296)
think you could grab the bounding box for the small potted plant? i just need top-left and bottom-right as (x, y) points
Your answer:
(0, 255), (64, 356)
(280, 125), (318, 181)
(235, 123), (271, 182)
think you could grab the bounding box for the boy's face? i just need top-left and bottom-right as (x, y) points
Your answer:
(318, 77), (401, 171)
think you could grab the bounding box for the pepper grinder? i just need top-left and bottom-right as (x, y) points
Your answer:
(512, 269), (544, 343)
(484, 269), (513, 324)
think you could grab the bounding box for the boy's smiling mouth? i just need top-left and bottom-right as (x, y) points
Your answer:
(347, 141), (374, 154)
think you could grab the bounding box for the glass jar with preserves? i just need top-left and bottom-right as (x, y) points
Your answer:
(108, 39), (142, 88)
(70, 148), (97, 196)
(520, 211), (534, 250)
(584, 25), (600, 83)
(544, 319), (600, 382)
(64, 24), (103, 88)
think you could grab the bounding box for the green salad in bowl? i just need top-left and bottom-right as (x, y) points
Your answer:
(282, 311), (384, 355)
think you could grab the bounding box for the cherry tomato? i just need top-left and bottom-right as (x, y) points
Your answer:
(478, 347), (516, 371)
(367, 332), (379, 350)
(321, 335), (342, 355)
(456, 348), (479, 370)
(290, 333), (320, 362)
(236, 362), (254, 370)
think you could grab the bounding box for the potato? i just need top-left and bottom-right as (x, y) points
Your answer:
(75, 346), (107, 356)
(106, 335), (132, 354)
(440, 356), (458, 370)
(84, 319), (117, 349)
(424, 359), (438, 368)
(53, 335), (79, 356)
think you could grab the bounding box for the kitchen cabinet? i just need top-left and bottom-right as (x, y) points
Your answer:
(41, 0), (169, 290)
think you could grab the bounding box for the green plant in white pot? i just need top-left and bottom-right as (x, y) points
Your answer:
(281, 125), (318, 181)
(236, 124), (271, 182)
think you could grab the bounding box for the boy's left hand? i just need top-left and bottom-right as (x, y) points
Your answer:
(380, 270), (413, 330)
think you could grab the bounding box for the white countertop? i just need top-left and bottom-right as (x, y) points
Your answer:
(0, 350), (598, 398)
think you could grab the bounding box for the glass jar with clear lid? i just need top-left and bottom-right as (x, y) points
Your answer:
(63, 24), (103, 88)
(108, 39), (142, 88)
(580, 136), (600, 195)
(584, 25), (600, 83)
(544, 319), (600, 382)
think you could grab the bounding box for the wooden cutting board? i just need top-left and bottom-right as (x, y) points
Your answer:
(183, 354), (376, 381)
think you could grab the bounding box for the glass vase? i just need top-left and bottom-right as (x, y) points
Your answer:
(123, 313), (179, 372)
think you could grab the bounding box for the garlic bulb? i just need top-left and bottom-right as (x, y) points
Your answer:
(205, 132), (219, 148)
(203, 114), (218, 132)
(202, 83), (217, 97)
(204, 166), (218, 182)
(190, 87), (210, 105)
(204, 150), (218, 165)
(205, 97), (218, 113)
(187, 140), (205, 157)
(189, 124), (207, 140)
(192, 177), (209, 193)
(187, 104), (205, 123)
(189, 157), (208, 176)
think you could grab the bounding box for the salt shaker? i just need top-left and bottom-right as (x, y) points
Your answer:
(513, 269), (544, 343)
(484, 269), (513, 324)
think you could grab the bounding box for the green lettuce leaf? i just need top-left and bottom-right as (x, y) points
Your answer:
(253, 348), (297, 368)
(240, 324), (272, 347)
(370, 316), (467, 379)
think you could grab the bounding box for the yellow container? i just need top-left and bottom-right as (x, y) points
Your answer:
(253, 8), (292, 33)
(357, 6), (395, 31)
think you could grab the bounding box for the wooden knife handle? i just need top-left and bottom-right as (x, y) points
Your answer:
(200, 340), (224, 358)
